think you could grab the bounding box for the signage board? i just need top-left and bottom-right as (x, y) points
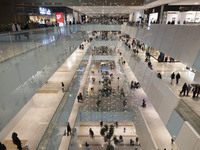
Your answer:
(39, 7), (51, 15)
(56, 12), (64, 23)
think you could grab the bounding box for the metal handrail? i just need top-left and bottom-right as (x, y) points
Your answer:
(36, 45), (88, 150)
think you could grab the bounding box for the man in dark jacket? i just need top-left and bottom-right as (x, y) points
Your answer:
(0, 142), (6, 150)
(176, 73), (181, 84)
(170, 72), (175, 84)
(180, 83), (187, 96)
(12, 132), (22, 150)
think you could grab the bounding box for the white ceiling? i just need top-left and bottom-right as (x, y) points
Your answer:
(65, 0), (144, 6)
(68, 6), (144, 16)
(169, 0), (200, 5)
(68, 0), (200, 16)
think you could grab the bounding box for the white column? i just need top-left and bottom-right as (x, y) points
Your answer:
(129, 13), (134, 22)
(194, 71), (200, 83)
(73, 11), (79, 23)
(134, 10), (144, 22)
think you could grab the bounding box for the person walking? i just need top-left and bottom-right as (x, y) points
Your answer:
(131, 82), (134, 90)
(186, 84), (192, 96)
(67, 122), (71, 136)
(77, 95), (80, 102)
(79, 92), (83, 101)
(89, 128), (94, 138)
(148, 61), (152, 69)
(136, 49), (139, 55)
(157, 73), (162, 79)
(61, 82), (65, 92)
(85, 142), (90, 150)
(100, 121), (103, 127)
(192, 85), (198, 98)
(171, 137), (174, 144)
(124, 127), (126, 133)
(197, 85), (200, 98)
(176, 73), (181, 84)
(0, 142), (6, 150)
(23, 23), (29, 40)
(119, 135), (123, 142)
(142, 99), (146, 108)
(170, 72), (175, 84)
(115, 121), (118, 128)
(12, 23), (21, 40)
(136, 137), (139, 144)
(131, 81), (134, 85)
(180, 83), (187, 96)
(123, 100), (127, 108)
(12, 132), (22, 150)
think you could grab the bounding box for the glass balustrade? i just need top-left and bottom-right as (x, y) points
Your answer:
(0, 25), (81, 62)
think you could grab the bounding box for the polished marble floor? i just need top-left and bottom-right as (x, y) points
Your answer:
(59, 49), (179, 150)
(75, 122), (141, 150)
(128, 44), (200, 134)
(2, 42), (89, 150)
(2, 37), (195, 150)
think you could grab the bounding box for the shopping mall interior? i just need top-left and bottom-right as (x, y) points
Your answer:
(0, 0), (200, 150)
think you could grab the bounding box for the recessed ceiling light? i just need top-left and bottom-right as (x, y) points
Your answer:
(195, 2), (198, 4)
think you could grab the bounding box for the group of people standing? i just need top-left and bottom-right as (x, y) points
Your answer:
(79, 44), (84, 50)
(179, 82), (200, 98)
(12, 23), (30, 40)
(130, 81), (141, 90)
(170, 72), (181, 84)
(170, 72), (200, 98)
(180, 83), (192, 96)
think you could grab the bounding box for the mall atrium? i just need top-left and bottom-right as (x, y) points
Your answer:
(0, 0), (200, 150)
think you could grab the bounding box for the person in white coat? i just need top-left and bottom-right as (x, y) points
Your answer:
(12, 23), (21, 40)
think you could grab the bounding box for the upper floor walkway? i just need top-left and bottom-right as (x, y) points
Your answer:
(120, 40), (200, 150)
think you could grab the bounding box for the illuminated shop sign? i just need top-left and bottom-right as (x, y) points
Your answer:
(56, 12), (64, 23)
(39, 7), (51, 15)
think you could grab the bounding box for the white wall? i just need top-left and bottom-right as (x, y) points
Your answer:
(66, 14), (73, 24)
(176, 122), (200, 150)
(121, 43), (179, 125)
(80, 25), (122, 31)
(177, 12), (187, 25)
(165, 11), (200, 25)
(149, 12), (158, 24)
(194, 71), (200, 83)
(90, 41), (118, 47)
(166, 11), (179, 24)
(122, 24), (200, 73)
(129, 13), (134, 22)
(134, 10), (144, 22)
(73, 11), (79, 23)
(134, 107), (158, 150)
(0, 32), (84, 137)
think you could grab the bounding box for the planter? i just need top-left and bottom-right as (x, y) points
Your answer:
(106, 145), (114, 150)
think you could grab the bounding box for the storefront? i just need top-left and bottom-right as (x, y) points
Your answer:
(149, 12), (158, 24)
(149, 48), (160, 59)
(163, 11), (200, 25)
(136, 41), (178, 63)
(29, 7), (66, 26)
(11, 5), (73, 28)
(145, 4), (200, 25)
(145, 6), (162, 25)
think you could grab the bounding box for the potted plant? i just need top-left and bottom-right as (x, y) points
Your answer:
(96, 100), (101, 111)
(100, 124), (119, 150)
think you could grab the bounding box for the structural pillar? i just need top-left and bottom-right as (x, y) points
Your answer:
(159, 5), (164, 24)
(194, 71), (200, 83)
